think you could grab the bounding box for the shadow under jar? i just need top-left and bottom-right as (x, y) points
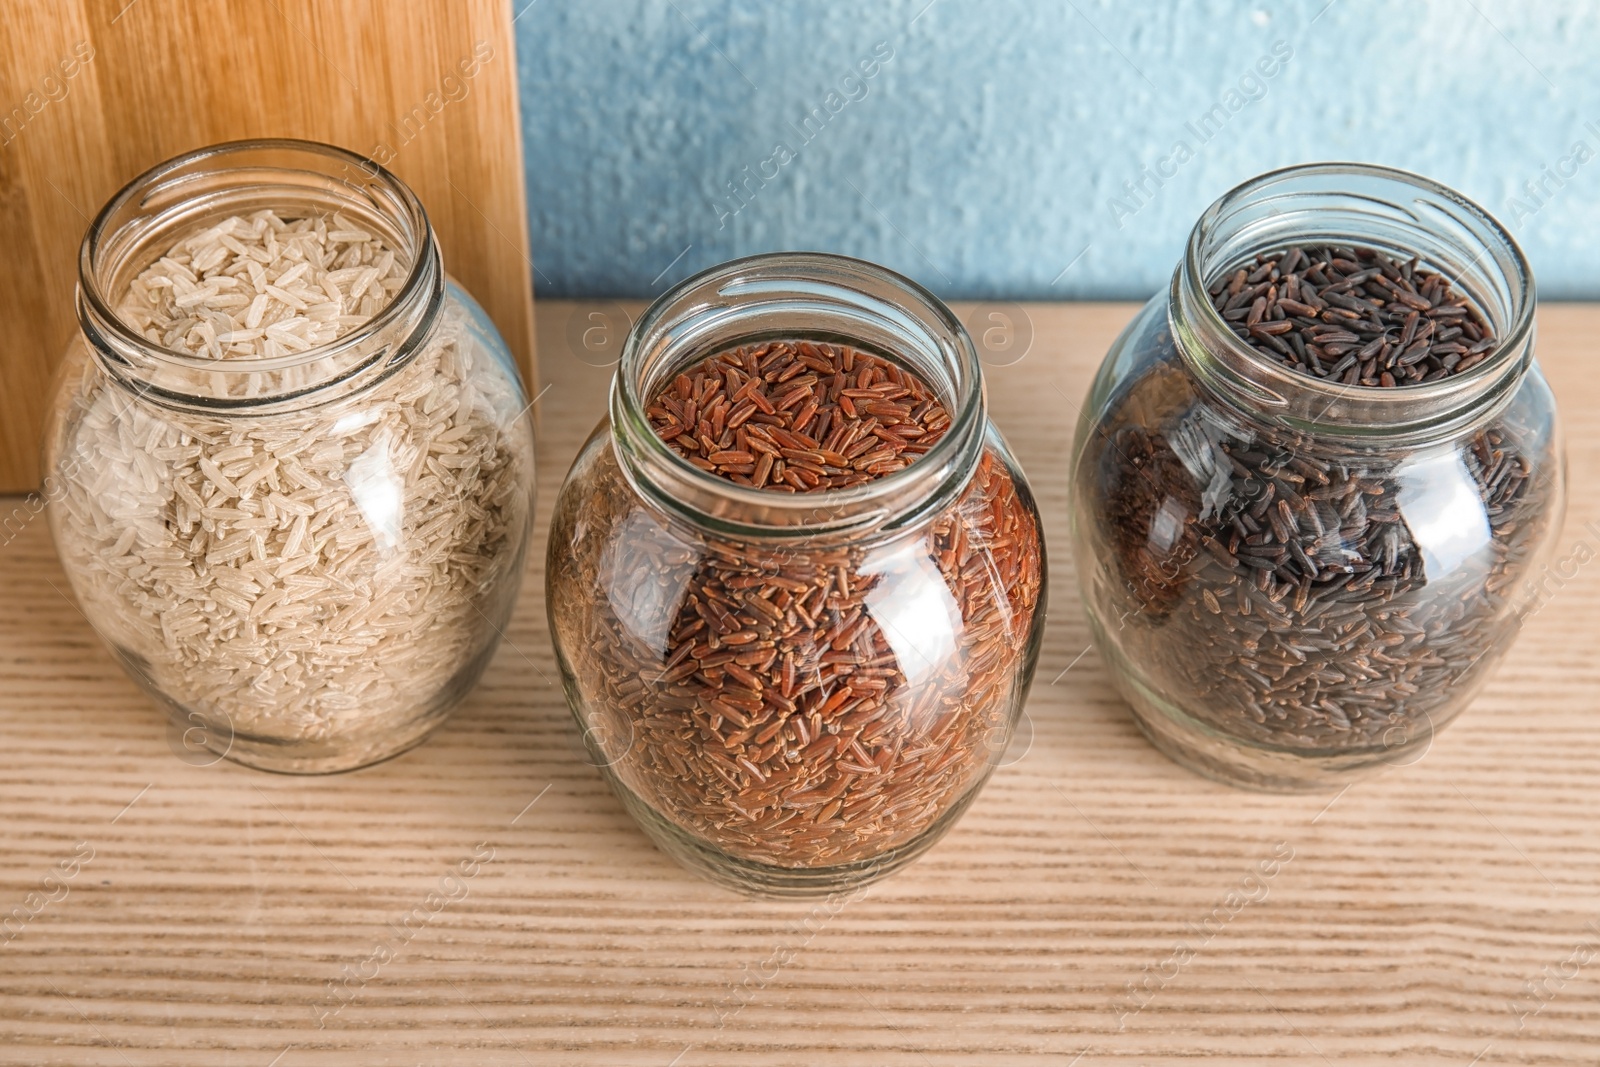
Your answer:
(546, 253), (1046, 896)
(1070, 163), (1565, 792)
(44, 140), (536, 774)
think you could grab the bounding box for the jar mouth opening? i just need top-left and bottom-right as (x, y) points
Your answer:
(612, 252), (986, 537)
(78, 138), (438, 379)
(1177, 161), (1536, 439)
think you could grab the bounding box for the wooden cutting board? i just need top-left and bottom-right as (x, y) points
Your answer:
(0, 0), (537, 492)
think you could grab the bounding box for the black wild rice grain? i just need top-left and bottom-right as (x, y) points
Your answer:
(1086, 335), (1555, 753)
(1209, 245), (1498, 386)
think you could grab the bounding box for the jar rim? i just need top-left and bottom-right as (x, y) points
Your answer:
(76, 138), (443, 402)
(611, 251), (988, 539)
(1175, 161), (1536, 442)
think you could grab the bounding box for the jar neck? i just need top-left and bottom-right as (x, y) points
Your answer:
(1170, 162), (1536, 447)
(77, 139), (443, 415)
(610, 252), (987, 543)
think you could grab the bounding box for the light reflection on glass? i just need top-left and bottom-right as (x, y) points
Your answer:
(1397, 448), (1492, 582)
(602, 510), (696, 661)
(344, 426), (403, 552)
(862, 541), (962, 690)
(1148, 494), (1188, 555)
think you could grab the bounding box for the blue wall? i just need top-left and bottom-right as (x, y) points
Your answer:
(516, 1), (1600, 300)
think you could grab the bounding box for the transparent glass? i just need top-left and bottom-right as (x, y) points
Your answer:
(1070, 163), (1565, 791)
(43, 140), (536, 773)
(546, 253), (1046, 896)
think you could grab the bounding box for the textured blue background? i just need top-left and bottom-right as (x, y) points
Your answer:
(516, 0), (1600, 300)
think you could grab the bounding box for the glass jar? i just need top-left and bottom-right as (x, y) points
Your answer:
(44, 140), (536, 773)
(1070, 163), (1564, 791)
(546, 253), (1046, 896)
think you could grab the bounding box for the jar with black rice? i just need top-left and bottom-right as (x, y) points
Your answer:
(546, 253), (1045, 895)
(1069, 163), (1564, 791)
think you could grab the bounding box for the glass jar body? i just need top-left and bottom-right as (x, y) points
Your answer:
(1070, 295), (1563, 790)
(45, 279), (535, 773)
(547, 420), (1045, 896)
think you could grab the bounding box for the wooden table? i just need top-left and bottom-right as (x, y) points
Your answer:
(3, 302), (1598, 1066)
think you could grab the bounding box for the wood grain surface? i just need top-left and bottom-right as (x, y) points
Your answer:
(1, 301), (1598, 1066)
(0, 0), (536, 492)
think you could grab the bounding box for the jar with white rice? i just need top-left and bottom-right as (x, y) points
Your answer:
(44, 140), (535, 772)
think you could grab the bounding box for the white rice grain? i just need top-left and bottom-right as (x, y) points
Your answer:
(52, 211), (533, 761)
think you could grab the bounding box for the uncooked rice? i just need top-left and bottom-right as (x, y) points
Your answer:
(549, 339), (1044, 869)
(51, 211), (532, 761)
(116, 211), (406, 360)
